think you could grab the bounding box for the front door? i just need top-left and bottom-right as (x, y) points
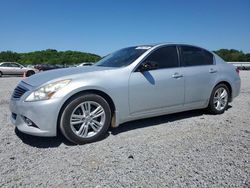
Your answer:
(129, 46), (184, 115)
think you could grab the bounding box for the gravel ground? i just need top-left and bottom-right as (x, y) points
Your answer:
(0, 72), (249, 187)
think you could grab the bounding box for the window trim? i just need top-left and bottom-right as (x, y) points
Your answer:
(178, 45), (215, 67)
(133, 45), (180, 72)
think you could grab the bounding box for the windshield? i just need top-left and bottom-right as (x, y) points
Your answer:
(95, 46), (151, 67)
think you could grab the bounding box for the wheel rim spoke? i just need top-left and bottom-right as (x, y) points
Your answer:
(216, 100), (221, 109)
(71, 120), (84, 125)
(79, 123), (89, 137)
(77, 122), (87, 135)
(220, 89), (227, 98)
(91, 120), (102, 131)
(91, 106), (104, 119)
(71, 114), (83, 119)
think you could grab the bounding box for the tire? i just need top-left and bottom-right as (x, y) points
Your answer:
(60, 94), (111, 144)
(26, 70), (35, 77)
(208, 84), (229, 114)
(0, 71), (2, 77)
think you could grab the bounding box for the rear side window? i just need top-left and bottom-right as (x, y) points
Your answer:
(181, 46), (214, 66)
(0, 63), (9, 67)
(144, 46), (179, 69)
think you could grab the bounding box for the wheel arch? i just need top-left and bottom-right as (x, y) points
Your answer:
(56, 89), (116, 135)
(214, 81), (232, 102)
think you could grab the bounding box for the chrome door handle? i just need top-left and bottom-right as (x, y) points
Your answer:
(172, 73), (184, 79)
(209, 68), (217, 73)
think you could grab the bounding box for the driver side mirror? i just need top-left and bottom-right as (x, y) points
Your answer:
(138, 61), (158, 72)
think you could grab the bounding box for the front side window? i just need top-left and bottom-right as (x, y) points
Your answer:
(181, 46), (214, 66)
(95, 46), (151, 67)
(10, 63), (21, 67)
(143, 46), (179, 69)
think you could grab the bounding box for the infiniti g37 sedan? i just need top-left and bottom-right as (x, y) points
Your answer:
(10, 43), (241, 144)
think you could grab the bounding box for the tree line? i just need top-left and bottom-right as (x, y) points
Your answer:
(0, 49), (249, 65)
(214, 49), (250, 62)
(0, 49), (101, 65)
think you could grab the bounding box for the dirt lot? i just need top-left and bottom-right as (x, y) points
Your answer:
(0, 72), (249, 187)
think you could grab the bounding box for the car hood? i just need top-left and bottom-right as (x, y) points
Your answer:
(23, 66), (114, 87)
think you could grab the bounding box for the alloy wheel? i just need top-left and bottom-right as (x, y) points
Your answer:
(70, 101), (106, 138)
(213, 87), (228, 111)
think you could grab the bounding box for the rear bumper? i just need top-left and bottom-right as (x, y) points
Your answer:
(232, 77), (241, 100)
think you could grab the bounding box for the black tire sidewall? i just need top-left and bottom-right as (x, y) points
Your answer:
(208, 84), (229, 114)
(26, 71), (35, 77)
(60, 94), (111, 144)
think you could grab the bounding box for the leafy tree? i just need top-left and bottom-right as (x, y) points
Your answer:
(0, 51), (20, 62)
(1, 48), (248, 65)
(214, 49), (249, 62)
(0, 49), (101, 65)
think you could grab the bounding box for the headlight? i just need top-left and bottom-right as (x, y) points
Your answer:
(25, 79), (71, 102)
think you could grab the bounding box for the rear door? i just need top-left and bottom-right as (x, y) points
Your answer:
(10, 63), (24, 75)
(179, 45), (217, 106)
(129, 45), (185, 115)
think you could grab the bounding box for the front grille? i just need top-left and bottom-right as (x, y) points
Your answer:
(12, 85), (29, 99)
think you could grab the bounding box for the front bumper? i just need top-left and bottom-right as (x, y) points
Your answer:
(9, 97), (62, 137)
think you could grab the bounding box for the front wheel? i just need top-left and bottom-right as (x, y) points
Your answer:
(60, 94), (111, 144)
(208, 84), (229, 114)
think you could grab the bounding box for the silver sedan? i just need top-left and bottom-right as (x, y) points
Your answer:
(0, 62), (37, 77)
(9, 43), (241, 144)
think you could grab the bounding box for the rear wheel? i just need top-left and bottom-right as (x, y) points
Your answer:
(0, 71), (2, 77)
(26, 70), (35, 77)
(208, 84), (229, 114)
(60, 94), (111, 144)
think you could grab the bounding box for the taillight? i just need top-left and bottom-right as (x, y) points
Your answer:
(236, 67), (240, 74)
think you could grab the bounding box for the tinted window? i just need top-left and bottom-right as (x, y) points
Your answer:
(143, 46), (179, 69)
(10, 63), (20, 67)
(0, 63), (10, 67)
(181, 46), (213, 66)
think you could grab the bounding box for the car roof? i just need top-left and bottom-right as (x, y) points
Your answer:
(150, 42), (205, 48)
(134, 43), (210, 50)
(143, 43), (212, 53)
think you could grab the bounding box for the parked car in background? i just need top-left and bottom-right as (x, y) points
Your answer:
(77, 62), (94, 67)
(0, 62), (37, 77)
(34, 64), (68, 71)
(10, 43), (241, 144)
(228, 62), (250, 70)
(34, 64), (60, 71)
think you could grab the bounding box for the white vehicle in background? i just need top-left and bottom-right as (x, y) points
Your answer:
(228, 62), (250, 70)
(77, 62), (94, 67)
(0, 62), (38, 77)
